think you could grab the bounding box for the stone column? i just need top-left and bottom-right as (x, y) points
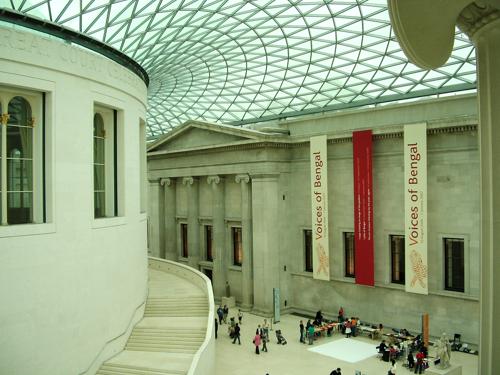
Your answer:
(458, 6), (500, 374)
(251, 174), (280, 316)
(147, 179), (164, 258)
(183, 177), (200, 270)
(236, 174), (253, 310)
(160, 178), (177, 261)
(207, 175), (226, 299)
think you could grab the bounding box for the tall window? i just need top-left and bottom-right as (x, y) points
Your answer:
(390, 235), (405, 284)
(232, 227), (242, 266)
(1, 91), (43, 225)
(205, 225), (213, 261)
(304, 229), (313, 272)
(181, 223), (188, 258)
(444, 238), (465, 292)
(344, 232), (355, 278)
(93, 107), (117, 218)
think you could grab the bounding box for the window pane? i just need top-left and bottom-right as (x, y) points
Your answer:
(444, 238), (465, 292)
(94, 137), (105, 164)
(94, 164), (105, 191)
(8, 96), (32, 125)
(233, 227), (242, 266)
(304, 229), (312, 272)
(7, 125), (33, 159)
(7, 158), (33, 192)
(94, 192), (106, 218)
(7, 192), (33, 224)
(344, 232), (355, 277)
(206, 225), (213, 261)
(181, 223), (188, 258)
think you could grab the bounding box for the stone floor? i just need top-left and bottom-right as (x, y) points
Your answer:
(215, 307), (478, 375)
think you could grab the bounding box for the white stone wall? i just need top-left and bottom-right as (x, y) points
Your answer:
(0, 25), (148, 375)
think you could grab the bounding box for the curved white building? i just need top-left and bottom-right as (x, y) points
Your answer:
(0, 24), (149, 375)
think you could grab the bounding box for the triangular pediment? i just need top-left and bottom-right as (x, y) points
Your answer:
(148, 120), (275, 153)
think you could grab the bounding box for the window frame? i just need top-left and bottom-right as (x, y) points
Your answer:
(0, 87), (45, 226)
(93, 105), (117, 219)
(443, 237), (465, 293)
(232, 226), (242, 267)
(343, 231), (355, 278)
(390, 234), (405, 285)
(304, 229), (313, 273)
(180, 222), (188, 258)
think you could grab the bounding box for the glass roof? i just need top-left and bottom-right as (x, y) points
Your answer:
(2, 0), (476, 137)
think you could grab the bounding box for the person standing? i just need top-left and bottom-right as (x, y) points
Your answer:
(217, 306), (224, 325)
(223, 304), (229, 324)
(329, 368), (342, 375)
(299, 320), (305, 343)
(253, 329), (262, 354)
(261, 329), (268, 352)
(232, 323), (241, 344)
(238, 309), (243, 324)
(308, 324), (315, 345)
(215, 318), (218, 339)
(345, 319), (352, 338)
(414, 350), (425, 374)
(338, 307), (344, 322)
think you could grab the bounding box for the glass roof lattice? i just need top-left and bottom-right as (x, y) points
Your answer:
(1, 0), (476, 138)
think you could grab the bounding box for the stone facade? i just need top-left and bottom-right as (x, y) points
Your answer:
(147, 94), (480, 344)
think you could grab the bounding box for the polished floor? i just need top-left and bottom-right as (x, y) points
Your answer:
(215, 307), (478, 375)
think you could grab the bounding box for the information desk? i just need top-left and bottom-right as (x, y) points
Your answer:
(313, 322), (338, 336)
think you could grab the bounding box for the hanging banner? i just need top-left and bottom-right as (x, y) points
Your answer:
(353, 130), (374, 286)
(404, 123), (428, 294)
(310, 135), (330, 281)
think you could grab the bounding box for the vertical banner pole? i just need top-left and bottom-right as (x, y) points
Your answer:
(310, 135), (330, 281)
(353, 130), (374, 286)
(404, 123), (428, 294)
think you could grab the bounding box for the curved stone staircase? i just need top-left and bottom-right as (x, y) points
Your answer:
(96, 264), (211, 375)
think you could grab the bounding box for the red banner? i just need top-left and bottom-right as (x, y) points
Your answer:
(353, 130), (374, 286)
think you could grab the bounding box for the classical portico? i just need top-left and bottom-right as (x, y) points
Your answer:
(388, 2), (500, 373)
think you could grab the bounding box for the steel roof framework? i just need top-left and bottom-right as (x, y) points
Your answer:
(1, 0), (476, 137)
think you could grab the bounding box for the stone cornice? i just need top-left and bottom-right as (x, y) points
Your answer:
(457, 3), (500, 39)
(147, 121), (477, 160)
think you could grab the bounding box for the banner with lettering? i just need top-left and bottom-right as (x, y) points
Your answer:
(353, 130), (374, 286)
(310, 135), (330, 281)
(404, 123), (428, 294)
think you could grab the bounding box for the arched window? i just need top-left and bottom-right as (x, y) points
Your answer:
(93, 113), (106, 218)
(6, 96), (33, 224)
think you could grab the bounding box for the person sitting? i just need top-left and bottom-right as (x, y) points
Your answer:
(377, 340), (388, 353)
(389, 344), (400, 361)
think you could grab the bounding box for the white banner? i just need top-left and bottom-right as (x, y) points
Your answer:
(404, 123), (428, 294)
(310, 135), (330, 281)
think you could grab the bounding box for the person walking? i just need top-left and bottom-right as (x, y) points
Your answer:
(299, 320), (305, 343)
(215, 318), (218, 339)
(389, 359), (397, 374)
(223, 304), (229, 323)
(238, 309), (243, 324)
(253, 329), (262, 354)
(232, 323), (241, 344)
(261, 329), (268, 352)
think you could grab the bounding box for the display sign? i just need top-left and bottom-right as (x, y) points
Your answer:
(310, 135), (330, 281)
(353, 130), (374, 286)
(404, 123), (428, 294)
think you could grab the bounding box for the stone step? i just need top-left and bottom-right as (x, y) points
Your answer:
(124, 346), (198, 354)
(97, 363), (184, 375)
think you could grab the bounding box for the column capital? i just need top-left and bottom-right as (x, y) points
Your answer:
(182, 176), (195, 186)
(457, 3), (500, 39)
(207, 175), (223, 185)
(160, 177), (175, 186)
(235, 174), (250, 184)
